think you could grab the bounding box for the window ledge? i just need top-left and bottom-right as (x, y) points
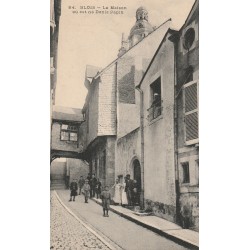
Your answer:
(148, 115), (163, 126)
(180, 185), (199, 194)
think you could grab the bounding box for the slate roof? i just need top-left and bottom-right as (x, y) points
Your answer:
(52, 106), (84, 122)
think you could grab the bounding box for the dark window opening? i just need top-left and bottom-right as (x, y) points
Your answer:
(182, 162), (190, 183)
(148, 77), (162, 121)
(183, 28), (195, 50)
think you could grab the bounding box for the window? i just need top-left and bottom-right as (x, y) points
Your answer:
(182, 162), (190, 184)
(183, 80), (199, 145)
(183, 28), (195, 51)
(148, 77), (162, 121)
(60, 124), (78, 142)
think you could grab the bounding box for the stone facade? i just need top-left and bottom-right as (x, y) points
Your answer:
(81, 3), (199, 231)
(139, 32), (176, 222)
(82, 9), (172, 190)
(66, 158), (89, 183)
(51, 160), (66, 180)
(116, 128), (141, 178)
(176, 0), (199, 231)
(86, 136), (116, 187)
(50, 0), (61, 105)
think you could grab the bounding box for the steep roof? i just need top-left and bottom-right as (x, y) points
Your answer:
(92, 17), (172, 80)
(136, 28), (177, 89)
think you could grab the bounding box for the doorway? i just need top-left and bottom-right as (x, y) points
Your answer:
(133, 159), (141, 196)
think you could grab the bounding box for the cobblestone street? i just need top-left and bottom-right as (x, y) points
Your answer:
(50, 191), (112, 250)
(53, 190), (189, 250)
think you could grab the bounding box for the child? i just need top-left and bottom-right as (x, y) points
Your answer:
(69, 179), (78, 202)
(100, 185), (111, 217)
(83, 179), (90, 203)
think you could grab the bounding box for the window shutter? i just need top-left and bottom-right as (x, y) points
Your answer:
(184, 81), (199, 145)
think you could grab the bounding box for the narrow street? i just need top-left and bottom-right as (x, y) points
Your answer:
(50, 191), (113, 250)
(51, 190), (190, 250)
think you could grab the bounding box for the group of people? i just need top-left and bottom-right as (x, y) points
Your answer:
(68, 174), (111, 217)
(69, 174), (102, 203)
(112, 174), (140, 207)
(68, 173), (140, 217)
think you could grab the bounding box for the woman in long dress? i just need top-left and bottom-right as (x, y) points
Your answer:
(112, 179), (121, 205)
(121, 177), (128, 206)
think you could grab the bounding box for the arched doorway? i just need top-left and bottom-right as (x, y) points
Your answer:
(133, 159), (141, 205)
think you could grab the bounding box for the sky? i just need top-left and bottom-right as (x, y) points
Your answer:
(55, 0), (195, 109)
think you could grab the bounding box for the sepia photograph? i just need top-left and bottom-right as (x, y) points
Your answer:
(50, 0), (199, 249)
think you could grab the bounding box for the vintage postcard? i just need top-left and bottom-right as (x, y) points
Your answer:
(50, 0), (199, 249)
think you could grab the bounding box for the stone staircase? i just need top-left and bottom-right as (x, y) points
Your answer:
(50, 175), (66, 190)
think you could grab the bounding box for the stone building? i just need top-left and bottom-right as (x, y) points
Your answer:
(50, 0), (61, 105)
(135, 0), (199, 230)
(175, 0), (199, 231)
(82, 2), (199, 231)
(51, 106), (85, 162)
(82, 7), (172, 187)
(136, 28), (177, 222)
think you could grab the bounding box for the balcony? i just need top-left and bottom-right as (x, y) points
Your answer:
(147, 100), (163, 122)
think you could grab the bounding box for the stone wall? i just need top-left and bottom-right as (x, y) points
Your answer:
(87, 136), (116, 189)
(51, 160), (66, 179)
(67, 158), (89, 183)
(176, 3), (199, 231)
(116, 128), (141, 178)
(140, 34), (176, 222)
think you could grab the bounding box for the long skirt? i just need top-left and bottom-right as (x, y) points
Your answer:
(113, 186), (121, 204)
(121, 190), (128, 205)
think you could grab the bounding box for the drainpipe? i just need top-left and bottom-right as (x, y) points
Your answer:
(170, 32), (181, 224)
(135, 86), (144, 210)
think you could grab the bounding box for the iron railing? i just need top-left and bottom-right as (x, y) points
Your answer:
(147, 100), (163, 122)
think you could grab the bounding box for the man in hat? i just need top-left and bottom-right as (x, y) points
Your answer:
(125, 174), (134, 206)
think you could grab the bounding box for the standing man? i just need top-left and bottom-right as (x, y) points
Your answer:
(95, 178), (102, 199)
(78, 176), (85, 195)
(125, 174), (134, 206)
(69, 178), (78, 202)
(90, 174), (97, 198)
